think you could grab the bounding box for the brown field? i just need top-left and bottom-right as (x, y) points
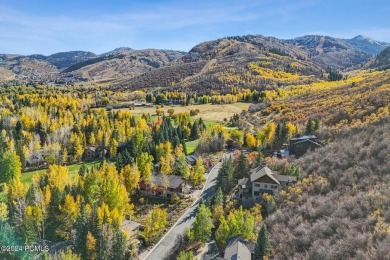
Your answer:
(127, 102), (251, 122)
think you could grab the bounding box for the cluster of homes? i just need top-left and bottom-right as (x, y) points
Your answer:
(219, 135), (324, 259)
(235, 135), (324, 202)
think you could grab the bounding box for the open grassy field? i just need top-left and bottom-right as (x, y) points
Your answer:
(122, 102), (251, 123)
(185, 139), (199, 155)
(20, 161), (102, 184)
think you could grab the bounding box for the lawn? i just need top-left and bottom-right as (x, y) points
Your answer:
(0, 161), (104, 203)
(186, 139), (199, 155)
(20, 161), (102, 184)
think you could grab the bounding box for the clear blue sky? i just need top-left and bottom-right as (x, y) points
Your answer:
(1, 0), (389, 55)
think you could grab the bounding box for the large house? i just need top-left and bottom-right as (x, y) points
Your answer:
(238, 166), (297, 202)
(25, 153), (45, 168)
(217, 236), (255, 260)
(83, 145), (107, 160)
(138, 173), (187, 198)
(289, 135), (323, 157)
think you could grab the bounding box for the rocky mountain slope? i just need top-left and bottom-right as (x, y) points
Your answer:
(0, 34), (388, 88)
(60, 49), (185, 84)
(115, 35), (324, 92)
(39, 51), (98, 69)
(0, 54), (59, 82)
(347, 35), (390, 55)
(286, 35), (372, 69)
(366, 46), (390, 70)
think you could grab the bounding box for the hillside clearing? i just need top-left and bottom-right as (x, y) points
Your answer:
(124, 103), (251, 123)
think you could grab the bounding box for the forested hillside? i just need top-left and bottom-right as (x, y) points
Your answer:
(238, 63), (390, 259)
(267, 116), (390, 259)
(244, 69), (389, 131)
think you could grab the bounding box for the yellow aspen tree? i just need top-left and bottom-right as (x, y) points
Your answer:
(86, 231), (96, 260)
(120, 164), (141, 194)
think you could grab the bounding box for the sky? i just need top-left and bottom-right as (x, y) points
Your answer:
(0, 0), (389, 55)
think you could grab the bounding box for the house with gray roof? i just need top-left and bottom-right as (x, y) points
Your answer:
(218, 236), (255, 260)
(138, 173), (187, 198)
(121, 219), (142, 238)
(238, 166), (297, 202)
(185, 154), (198, 165)
(289, 135), (323, 157)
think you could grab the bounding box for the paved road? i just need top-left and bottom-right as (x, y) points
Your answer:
(143, 153), (229, 260)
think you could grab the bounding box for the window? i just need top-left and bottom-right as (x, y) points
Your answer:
(264, 184), (268, 188)
(254, 183), (260, 187)
(254, 191), (260, 196)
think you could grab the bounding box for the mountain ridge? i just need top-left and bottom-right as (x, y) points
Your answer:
(1, 34), (389, 86)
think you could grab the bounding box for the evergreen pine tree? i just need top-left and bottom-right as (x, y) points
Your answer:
(45, 187), (64, 241)
(218, 158), (234, 193)
(305, 118), (314, 135)
(273, 123), (281, 148)
(255, 149), (265, 167)
(75, 204), (89, 258)
(234, 153), (249, 180)
(254, 224), (272, 260)
(190, 120), (200, 140)
(280, 121), (288, 146)
(36, 120), (47, 146)
(213, 187), (224, 206)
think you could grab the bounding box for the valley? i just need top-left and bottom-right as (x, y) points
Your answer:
(0, 33), (389, 260)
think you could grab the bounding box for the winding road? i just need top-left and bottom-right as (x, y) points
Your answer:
(142, 153), (229, 260)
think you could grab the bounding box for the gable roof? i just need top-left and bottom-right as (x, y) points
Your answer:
(274, 174), (297, 183)
(224, 235), (255, 260)
(294, 138), (323, 147)
(250, 166), (280, 185)
(185, 155), (198, 163)
(85, 145), (97, 152)
(238, 178), (252, 188)
(290, 135), (317, 141)
(150, 173), (185, 189)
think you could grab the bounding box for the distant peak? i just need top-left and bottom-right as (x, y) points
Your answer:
(113, 47), (133, 51)
(104, 47), (133, 55)
(352, 35), (373, 40)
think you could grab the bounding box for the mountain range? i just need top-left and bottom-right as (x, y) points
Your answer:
(0, 34), (389, 90)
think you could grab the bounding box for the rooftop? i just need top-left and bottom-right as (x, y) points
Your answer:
(250, 166), (280, 185)
(121, 219), (141, 234)
(250, 166), (297, 184)
(238, 177), (252, 188)
(290, 135), (317, 141)
(148, 173), (185, 189)
(185, 154), (198, 162)
(224, 235), (255, 260)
